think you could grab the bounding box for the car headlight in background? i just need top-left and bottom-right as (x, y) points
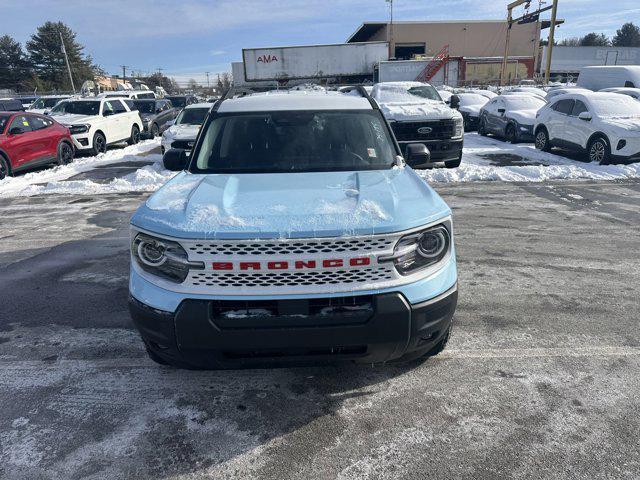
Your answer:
(381, 222), (452, 276)
(132, 232), (204, 283)
(453, 117), (463, 139)
(69, 124), (90, 134)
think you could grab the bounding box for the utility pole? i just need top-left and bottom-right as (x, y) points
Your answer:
(386, 0), (394, 59)
(205, 71), (210, 88)
(544, 0), (559, 84)
(120, 65), (128, 82)
(59, 31), (76, 93)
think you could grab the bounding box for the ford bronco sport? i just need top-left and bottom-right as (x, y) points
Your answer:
(129, 88), (458, 369)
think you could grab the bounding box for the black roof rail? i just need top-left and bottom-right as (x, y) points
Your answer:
(337, 85), (378, 109)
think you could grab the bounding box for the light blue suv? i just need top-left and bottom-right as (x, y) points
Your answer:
(129, 88), (458, 369)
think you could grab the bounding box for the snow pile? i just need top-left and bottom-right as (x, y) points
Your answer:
(0, 139), (162, 197)
(380, 101), (457, 121)
(417, 133), (640, 184)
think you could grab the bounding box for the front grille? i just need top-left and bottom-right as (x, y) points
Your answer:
(191, 267), (394, 288)
(174, 233), (404, 295)
(391, 120), (455, 142)
(187, 237), (395, 256)
(171, 139), (195, 150)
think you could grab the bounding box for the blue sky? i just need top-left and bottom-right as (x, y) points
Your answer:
(3, 0), (639, 85)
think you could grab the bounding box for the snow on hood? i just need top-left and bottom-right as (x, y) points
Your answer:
(379, 101), (461, 122)
(163, 123), (201, 139)
(50, 113), (98, 125)
(601, 116), (640, 132)
(132, 168), (451, 239)
(459, 104), (482, 116)
(507, 109), (538, 125)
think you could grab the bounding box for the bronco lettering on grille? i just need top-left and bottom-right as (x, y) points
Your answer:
(212, 257), (371, 271)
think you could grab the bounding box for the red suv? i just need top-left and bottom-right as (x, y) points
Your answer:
(0, 112), (74, 180)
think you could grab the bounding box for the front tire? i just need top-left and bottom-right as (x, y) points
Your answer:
(478, 118), (487, 136)
(505, 124), (518, 144)
(127, 125), (141, 145)
(445, 154), (462, 169)
(56, 141), (74, 165)
(534, 127), (551, 152)
(0, 155), (11, 180)
(151, 123), (160, 137)
(588, 136), (611, 165)
(91, 132), (107, 155)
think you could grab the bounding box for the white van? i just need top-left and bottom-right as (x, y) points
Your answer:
(577, 66), (640, 90)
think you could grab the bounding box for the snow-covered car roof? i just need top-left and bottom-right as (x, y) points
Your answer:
(184, 102), (214, 109)
(217, 91), (372, 113)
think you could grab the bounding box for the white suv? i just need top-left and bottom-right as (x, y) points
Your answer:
(50, 98), (143, 155)
(534, 92), (640, 164)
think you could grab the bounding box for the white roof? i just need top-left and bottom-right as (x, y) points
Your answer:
(185, 102), (214, 109)
(553, 91), (626, 102)
(218, 91), (371, 113)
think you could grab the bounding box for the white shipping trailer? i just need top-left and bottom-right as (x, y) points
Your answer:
(242, 42), (388, 82)
(377, 59), (460, 86)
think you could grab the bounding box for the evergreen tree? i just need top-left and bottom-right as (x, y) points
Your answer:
(612, 22), (640, 47)
(580, 33), (610, 47)
(0, 35), (32, 91)
(26, 21), (101, 91)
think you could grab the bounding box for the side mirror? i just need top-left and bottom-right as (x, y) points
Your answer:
(156, 108), (162, 113)
(103, 110), (113, 117)
(497, 108), (506, 115)
(404, 143), (431, 165)
(163, 148), (189, 171)
(166, 119), (175, 126)
(449, 95), (460, 109)
(578, 111), (592, 121)
(8, 127), (23, 135)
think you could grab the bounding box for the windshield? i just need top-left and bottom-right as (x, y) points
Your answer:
(458, 94), (488, 107)
(167, 96), (187, 108)
(375, 84), (442, 103)
(503, 96), (546, 110)
(132, 100), (155, 114)
(191, 110), (397, 174)
(31, 97), (67, 109)
(176, 107), (208, 126)
(590, 96), (640, 117)
(0, 114), (9, 132)
(51, 100), (100, 116)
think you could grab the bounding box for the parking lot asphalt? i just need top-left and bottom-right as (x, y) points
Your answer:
(0, 178), (639, 479)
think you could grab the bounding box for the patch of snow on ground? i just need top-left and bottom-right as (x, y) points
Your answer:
(417, 133), (640, 184)
(0, 139), (164, 197)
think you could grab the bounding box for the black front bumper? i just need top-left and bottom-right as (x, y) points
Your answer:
(130, 288), (457, 369)
(399, 139), (463, 167)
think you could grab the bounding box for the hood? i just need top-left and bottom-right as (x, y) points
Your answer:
(50, 113), (99, 125)
(507, 109), (538, 125)
(131, 168), (451, 239)
(459, 104), (482, 116)
(601, 116), (640, 132)
(378, 100), (461, 122)
(163, 123), (200, 139)
(26, 108), (47, 115)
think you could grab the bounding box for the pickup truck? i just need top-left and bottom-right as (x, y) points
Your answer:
(129, 89), (458, 369)
(50, 98), (143, 155)
(371, 82), (464, 168)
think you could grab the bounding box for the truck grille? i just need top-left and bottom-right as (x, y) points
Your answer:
(173, 234), (404, 295)
(391, 120), (455, 142)
(171, 139), (196, 150)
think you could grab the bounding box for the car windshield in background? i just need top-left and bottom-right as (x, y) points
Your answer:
(166, 96), (187, 108)
(458, 94), (488, 106)
(504, 96), (546, 110)
(175, 107), (208, 126)
(0, 114), (10, 132)
(51, 101), (100, 116)
(132, 100), (155, 114)
(31, 97), (67, 109)
(192, 110), (397, 174)
(377, 85), (442, 103)
(590, 96), (640, 118)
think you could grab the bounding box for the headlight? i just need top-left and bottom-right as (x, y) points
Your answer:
(453, 117), (463, 139)
(132, 232), (204, 283)
(69, 124), (90, 134)
(381, 223), (451, 276)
